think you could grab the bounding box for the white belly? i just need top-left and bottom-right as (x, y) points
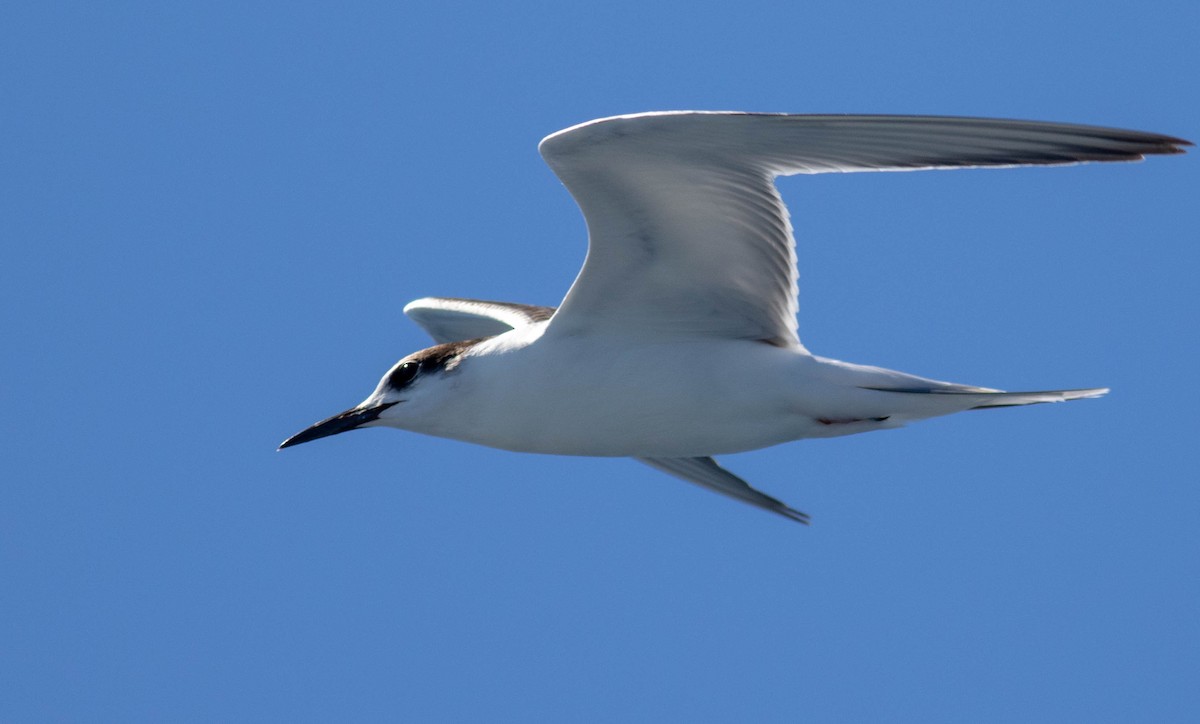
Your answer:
(408, 333), (840, 457)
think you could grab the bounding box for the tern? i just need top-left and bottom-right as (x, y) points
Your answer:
(281, 112), (1188, 523)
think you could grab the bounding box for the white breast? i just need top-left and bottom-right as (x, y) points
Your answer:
(413, 329), (815, 457)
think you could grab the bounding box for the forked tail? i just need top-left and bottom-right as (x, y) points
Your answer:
(860, 384), (1109, 410)
(963, 387), (1109, 409)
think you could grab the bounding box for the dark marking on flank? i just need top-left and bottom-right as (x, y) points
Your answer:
(757, 337), (791, 348)
(817, 416), (889, 425)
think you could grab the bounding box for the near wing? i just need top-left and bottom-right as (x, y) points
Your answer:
(538, 112), (1189, 347)
(403, 297), (555, 344)
(637, 456), (810, 524)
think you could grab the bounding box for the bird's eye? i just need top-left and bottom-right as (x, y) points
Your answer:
(387, 361), (419, 388)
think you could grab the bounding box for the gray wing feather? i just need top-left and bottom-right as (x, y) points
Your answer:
(404, 297), (555, 343)
(637, 456), (810, 524)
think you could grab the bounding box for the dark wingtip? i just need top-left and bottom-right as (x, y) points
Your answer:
(783, 508), (812, 525)
(1138, 133), (1192, 156)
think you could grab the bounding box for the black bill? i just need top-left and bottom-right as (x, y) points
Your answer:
(278, 401), (399, 450)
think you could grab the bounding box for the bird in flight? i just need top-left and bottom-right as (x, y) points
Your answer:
(281, 112), (1189, 523)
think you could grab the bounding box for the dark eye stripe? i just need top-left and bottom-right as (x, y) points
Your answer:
(387, 361), (419, 389)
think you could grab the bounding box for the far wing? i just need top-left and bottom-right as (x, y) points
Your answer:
(637, 456), (810, 524)
(539, 112), (1188, 346)
(403, 297), (555, 344)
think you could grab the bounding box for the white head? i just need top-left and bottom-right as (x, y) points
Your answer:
(278, 340), (476, 450)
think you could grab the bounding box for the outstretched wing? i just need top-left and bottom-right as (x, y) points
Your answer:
(404, 297), (555, 344)
(637, 456), (810, 524)
(539, 112), (1188, 347)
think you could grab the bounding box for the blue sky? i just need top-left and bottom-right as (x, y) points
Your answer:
(3, 1), (1197, 721)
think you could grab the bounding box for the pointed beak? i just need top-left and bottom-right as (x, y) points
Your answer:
(278, 401), (399, 450)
